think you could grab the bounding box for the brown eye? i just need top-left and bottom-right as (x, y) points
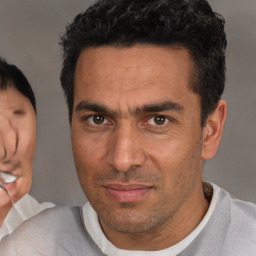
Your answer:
(92, 115), (105, 124)
(153, 116), (167, 125)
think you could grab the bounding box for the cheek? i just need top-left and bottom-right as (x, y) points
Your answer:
(16, 133), (35, 199)
(12, 114), (37, 163)
(13, 176), (32, 202)
(19, 127), (36, 166)
(71, 125), (108, 165)
(146, 136), (190, 167)
(146, 135), (202, 187)
(71, 132), (102, 186)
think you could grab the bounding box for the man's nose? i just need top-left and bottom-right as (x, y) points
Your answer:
(106, 125), (146, 172)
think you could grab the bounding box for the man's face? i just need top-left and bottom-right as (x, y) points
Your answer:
(72, 45), (205, 236)
(0, 87), (36, 205)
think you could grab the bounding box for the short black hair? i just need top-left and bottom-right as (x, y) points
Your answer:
(0, 57), (36, 113)
(60, 0), (227, 125)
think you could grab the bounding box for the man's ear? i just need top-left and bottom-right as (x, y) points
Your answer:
(201, 99), (227, 160)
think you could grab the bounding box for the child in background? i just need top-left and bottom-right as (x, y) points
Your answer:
(0, 58), (54, 241)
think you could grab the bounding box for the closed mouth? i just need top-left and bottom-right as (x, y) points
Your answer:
(104, 183), (153, 203)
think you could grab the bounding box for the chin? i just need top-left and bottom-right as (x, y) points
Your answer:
(99, 206), (164, 233)
(0, 192), (12, 208)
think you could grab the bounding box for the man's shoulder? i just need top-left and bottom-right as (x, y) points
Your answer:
(219, 188), (256, 255)
(181, 186), (256, 256)
(0, 206), (93, 256)
(227, 193), (256, 239)
(217, 186), (255, 224)
(230, 194), (256, 215)
(17, 205), (81, 231)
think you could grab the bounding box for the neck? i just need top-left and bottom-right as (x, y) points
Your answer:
(100, 182), (209, 251)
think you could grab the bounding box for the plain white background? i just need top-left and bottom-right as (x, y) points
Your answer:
(0, 0), (255, 205)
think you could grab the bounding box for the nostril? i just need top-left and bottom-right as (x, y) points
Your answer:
(110, 148), (146, 172)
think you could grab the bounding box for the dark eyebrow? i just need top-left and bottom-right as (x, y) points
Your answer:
(135, 101), (183, 115)
(75, 101), (117, 116)
(75, 100), (183, 117)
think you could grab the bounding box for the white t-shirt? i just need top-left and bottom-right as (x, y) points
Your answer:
(0, 194), (55, 241)
(83, 183), (219, 256)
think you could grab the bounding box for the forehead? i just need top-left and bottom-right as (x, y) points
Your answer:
(0, 86), (30, 110)
(73, 45), (198, 112)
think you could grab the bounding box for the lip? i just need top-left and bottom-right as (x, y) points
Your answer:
(104, 183), (153, 203)
(0, 177), (18, 191)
